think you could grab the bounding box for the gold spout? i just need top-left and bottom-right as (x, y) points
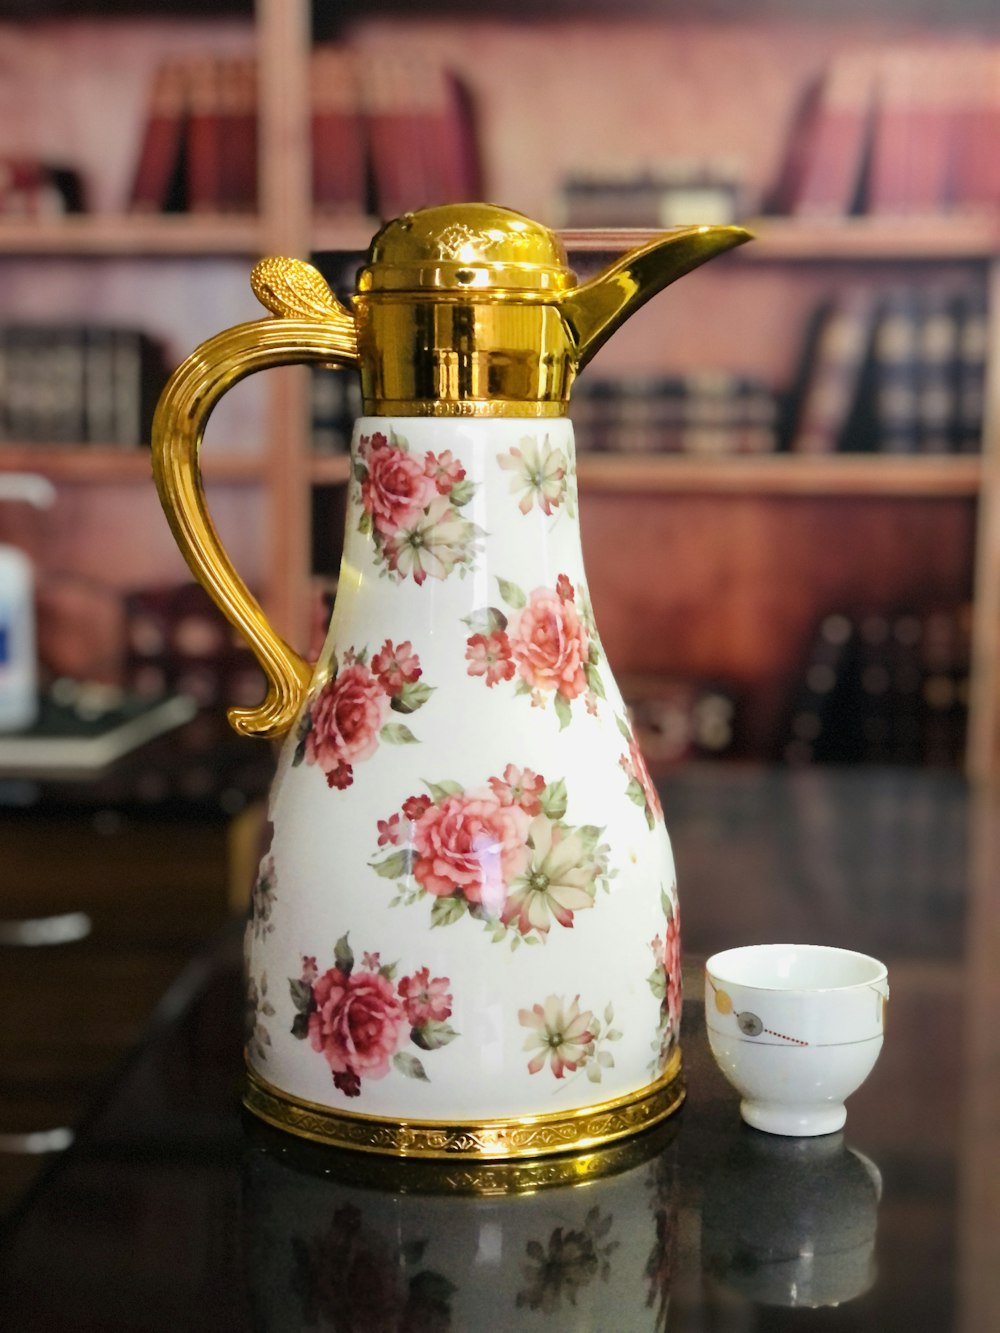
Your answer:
(560, 225), (753, 373)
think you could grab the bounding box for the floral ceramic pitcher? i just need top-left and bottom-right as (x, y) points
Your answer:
(151, 204), (749, 1158)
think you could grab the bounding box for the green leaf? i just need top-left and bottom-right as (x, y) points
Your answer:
(430, 896), (467, 928)
(288, 978), (313, 1013)
(616, 714), (633, 741)
(647, 968), (667, 999)
(425, 779), (463, 803)
(553, 692), (572, 731)
(333, 933), (354, 974)
(626, 778), (647, 809)
(411, 1019), (459, 1051)
(290, 1011), (310, 1040)
(463, 606), (508, 635)
(370, 849), (413, 880)
(358, 510), (373, 535)
(393, 1051), (430, 1082)
(352, 461), (367, 483)
(392, 680), (435, 714)
(448, 477), (475, 506)
(496, 577), (527, 609)
(585, 663), (606, 699)
(380, 722), (419, 745)
(541, 778), (568, 821)
(576, 824), (604, 854)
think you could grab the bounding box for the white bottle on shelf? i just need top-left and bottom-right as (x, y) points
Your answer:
(0, 474), (56, 733)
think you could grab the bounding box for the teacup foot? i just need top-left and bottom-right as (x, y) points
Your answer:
(740, 1098), (847, 1137)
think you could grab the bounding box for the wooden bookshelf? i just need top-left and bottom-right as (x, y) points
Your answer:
(575, 453), (984, 498)
(1, 0), (999, 776)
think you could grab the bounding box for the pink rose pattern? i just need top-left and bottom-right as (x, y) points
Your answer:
(292, 641), (433, 789)
(289, 934), (458, 1098)
(463, 575), (606, 729)
(647, 888), (681, 1075)
(618, 715), (664, 829)
(355, 430), (480, 585)
(370, 766), (611, 948)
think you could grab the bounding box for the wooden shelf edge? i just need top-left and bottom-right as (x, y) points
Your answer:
(559, 216), (1000, 262)
(0, 214), (265, 257)
(575, 453), (984, 497)
(0, 446), (264, 482)
(309, 454), (352, 484)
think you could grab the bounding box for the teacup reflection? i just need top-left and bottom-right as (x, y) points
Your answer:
(242, 1117), (678, 1331)
(701, 1128), (882, 1309)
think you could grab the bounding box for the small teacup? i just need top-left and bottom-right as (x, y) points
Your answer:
(705, 944), (889, 1136)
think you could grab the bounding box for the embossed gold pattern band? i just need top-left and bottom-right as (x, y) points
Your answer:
(244, 1108), (681, 1196)
(243, 1048), (684, 1161)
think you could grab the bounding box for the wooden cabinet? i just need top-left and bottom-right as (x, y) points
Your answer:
(0, 1), (998, 774)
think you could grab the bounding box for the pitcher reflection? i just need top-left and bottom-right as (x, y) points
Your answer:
(242, 1120), (678, 1331)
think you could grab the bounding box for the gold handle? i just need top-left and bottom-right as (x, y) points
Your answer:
(151, 259), (360, 740)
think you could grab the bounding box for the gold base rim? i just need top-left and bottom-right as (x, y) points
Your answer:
(243, 1048), (684, 1161)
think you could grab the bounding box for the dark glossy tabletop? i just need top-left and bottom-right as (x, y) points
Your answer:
(1, 764), (997, 1332)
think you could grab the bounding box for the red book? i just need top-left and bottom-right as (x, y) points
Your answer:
(128, 58), (188, 213)
(186, 56), (221, 213)
(421, 66), (482, 203)
(785, 49), (879, 217)
(310, 45), (367, 215)
(866, 46), (963, 215)
(948, 45), (1000, 211)
(361, 49), (427, 218)
(217, 57), (258, 213)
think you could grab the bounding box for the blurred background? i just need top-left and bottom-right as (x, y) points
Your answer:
(0, 0), (997, 1217)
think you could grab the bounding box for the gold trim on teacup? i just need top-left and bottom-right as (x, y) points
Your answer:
(243, 1047), (684, 1161)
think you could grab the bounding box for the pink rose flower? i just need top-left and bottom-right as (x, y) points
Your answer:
(510, 585), (590, 701)
(308, 966), (409, 1094)
(424, 449), (466, 494)
(402, 794), (433, 822)
(305, 663), (389, 789)
(371, 639), (422, 694)
(377, 814), (403, 847)
(488, 763), (545, 815)
(411, 791), (530, 913)
(628, 732), (663, 823)
(664, 905), (682, 1029)
(465, 630), (515, 687)
(359, 432), (435, 537)
(398, 967), (453, 1026)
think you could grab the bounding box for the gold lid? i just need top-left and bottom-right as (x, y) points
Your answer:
(357, 203), (576, 298)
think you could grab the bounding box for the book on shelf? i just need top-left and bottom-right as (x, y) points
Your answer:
(785, 291), (879, 453)
(571, 373), (780, 455)
(786, 286), (985, 454)
(782, 605), (970, 767)
(0, 324), (169, 448)
(311, 45), (368, 216)
(771, 41), (1000, 217)
(560, 164), (745, 228)
(311, 366), (362, 455)
(0, 689), (198, 779)
(768, 48), (879, 217)
(128, 46), (480, 219)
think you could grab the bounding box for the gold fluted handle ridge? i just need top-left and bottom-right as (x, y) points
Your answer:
(151, 296), (360, 740)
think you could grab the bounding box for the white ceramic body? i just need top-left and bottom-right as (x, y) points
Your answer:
(244, 417), (680, 1128)
(704, 944), (888, 1136)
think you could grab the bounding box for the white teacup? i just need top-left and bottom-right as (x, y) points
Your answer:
(705, 944), (889, 1136)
